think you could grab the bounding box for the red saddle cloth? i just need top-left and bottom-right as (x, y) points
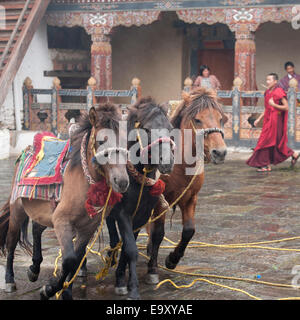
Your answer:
(20, 132), (70, 186)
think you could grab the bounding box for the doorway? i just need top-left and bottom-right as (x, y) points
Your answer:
(198, 48), (234, 91)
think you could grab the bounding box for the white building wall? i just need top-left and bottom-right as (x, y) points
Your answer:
(0, 18), (53, 130)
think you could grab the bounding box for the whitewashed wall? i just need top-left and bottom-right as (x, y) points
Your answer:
(0, 18), (54, 130)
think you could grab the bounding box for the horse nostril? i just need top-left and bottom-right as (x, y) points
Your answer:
(116, 178), (129, 191)
(212, 149), (227, 158)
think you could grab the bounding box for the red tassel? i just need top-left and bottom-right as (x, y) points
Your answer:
(85, 178), (123, 218)
(149, 179), (165, 196)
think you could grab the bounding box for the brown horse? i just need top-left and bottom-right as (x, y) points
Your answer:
(0, 103), (130, 300)
(146, 87), (227, 284)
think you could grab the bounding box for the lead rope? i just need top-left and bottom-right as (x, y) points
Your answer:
(54, 130), (110, 299)
(55, 187), (113, 300)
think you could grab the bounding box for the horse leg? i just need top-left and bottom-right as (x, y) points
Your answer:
(115, 212), (140, 299)
(165, 196), (197, 269)
(78, 255), (88, 277)
(114, 242), (129, 296)
(61, 230), (93, 300)
(27, 221), (47, 282)
(40, 220), (76, 300)
(106, 215), (120, 267)
(146, 216), (165, 285)
(5, 201), (27, 292)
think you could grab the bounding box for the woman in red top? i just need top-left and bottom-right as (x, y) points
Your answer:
(246, 73), (299, 172)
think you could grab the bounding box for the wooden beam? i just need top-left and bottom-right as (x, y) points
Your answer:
(44, 71), (91, 78)
(0, 0), (51, 107)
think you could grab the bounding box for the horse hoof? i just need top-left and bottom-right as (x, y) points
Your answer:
(62, 290), (73, 300)
(165, 255), (177, 270)
(127, 292), (141, 300)
(78, 268), (88, 278)
(5, 283), (16, 293)
(145, 273), (159, 285)
(27, 267), (39, 282)
(40, 285), (50, 300)
(115, 286), (128, 296)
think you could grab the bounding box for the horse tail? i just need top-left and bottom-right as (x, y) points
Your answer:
(19, 216), (32, 256)
(0, 198), (32, 256)
(169, 205), (177, 230)
(0, 199), (10, 256)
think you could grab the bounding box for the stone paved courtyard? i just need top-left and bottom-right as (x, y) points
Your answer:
(1, 152), (300, 300)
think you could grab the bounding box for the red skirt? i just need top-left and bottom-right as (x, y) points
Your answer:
(246, 114), (294, 168)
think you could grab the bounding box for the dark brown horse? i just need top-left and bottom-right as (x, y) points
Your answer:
(146, 87), (227, 284)
(0, 103), (130, 300)
(106, 97), (175, 299)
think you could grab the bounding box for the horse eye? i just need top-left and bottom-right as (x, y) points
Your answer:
(194, 119), (202, 124)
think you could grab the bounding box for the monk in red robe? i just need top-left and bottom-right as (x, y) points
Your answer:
(246, 73), (299, 172)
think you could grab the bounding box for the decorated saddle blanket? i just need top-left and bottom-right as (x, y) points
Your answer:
(20, 132), (69, 185)
(10, 132), (70, 204)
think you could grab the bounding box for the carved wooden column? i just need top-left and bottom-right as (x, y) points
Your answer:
(91, 31), (112, 92)
(233, 24), (258, 106)
(51, 77), (61, 135)
(23, 77), (33, 130)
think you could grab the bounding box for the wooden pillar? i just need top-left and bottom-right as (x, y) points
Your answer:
(51, 77), (61, 135)
(232, 77), (242, 146)
(183, 77), (193, 92)
(23, 77), (33, 130)
(287, 78), (298, 149)
(91, 32), (112, 92)
(87, 76), (97, 110)
(130, 77), (141, 104)
(234, 26), (257, 105)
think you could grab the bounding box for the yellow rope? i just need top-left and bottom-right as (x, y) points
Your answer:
(138, 251), (300, 300)
(51, 123), (300, 300)
(95, 241), (122, 280)
(132, 167), (153, 218)
(53, 249), (62, 278)
(155, 278), (262, 300)
(55, 186), (112, 300)
(136, 234), (300, 253)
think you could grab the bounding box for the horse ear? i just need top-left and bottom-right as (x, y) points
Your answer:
(181, 91), (191, 106)
(89, 107), (98, 126)
(160, 102), (169, 115)
(222, 113), (228, 125)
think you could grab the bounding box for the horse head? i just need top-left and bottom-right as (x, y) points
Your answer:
(127, 97), (175, 174)
(173, 88), (227, 165)
(88, 104), (129, 193)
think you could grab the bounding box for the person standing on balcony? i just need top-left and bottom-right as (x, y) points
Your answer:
(246, 73), (299, 172)
(278, 61), (300, 93)
(193, 65), (221, 91)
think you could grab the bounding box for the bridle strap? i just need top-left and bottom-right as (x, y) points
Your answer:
(81, 132), (97, 184)
(89, 127), (129, 178)
(190, 120), (225, 139)
(95, 147), (129, 161)
(134, 122), (176, 158)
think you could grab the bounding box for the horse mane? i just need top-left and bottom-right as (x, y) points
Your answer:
(171, 87), (225, 128)
(68, 103), (122, 168)
(127, 96), (169, 130)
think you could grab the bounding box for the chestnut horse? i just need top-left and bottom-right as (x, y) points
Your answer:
(0, 103), (130, 300)
(146, 87), (227, 284)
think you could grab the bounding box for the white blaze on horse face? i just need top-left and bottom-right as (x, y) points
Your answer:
(183, 128), (204, 175)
